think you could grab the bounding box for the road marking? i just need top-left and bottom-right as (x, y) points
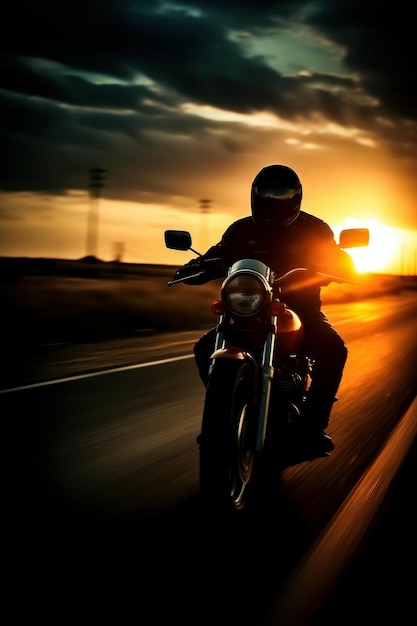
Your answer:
(267, 394), (417, 625)
(0, 354), (194, 394)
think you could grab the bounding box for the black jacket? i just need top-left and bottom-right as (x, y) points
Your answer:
(182, 211), (357, 314)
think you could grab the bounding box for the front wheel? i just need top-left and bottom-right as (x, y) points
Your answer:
(199, 358), (259, 514)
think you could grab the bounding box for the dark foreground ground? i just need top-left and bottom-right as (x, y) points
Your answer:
(315, 434), (416, 624)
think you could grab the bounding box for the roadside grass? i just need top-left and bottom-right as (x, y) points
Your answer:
(2, 270), (222, 345)
(1, 258), (416, 347)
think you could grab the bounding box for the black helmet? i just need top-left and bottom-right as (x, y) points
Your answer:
(251, 164), (302, 226)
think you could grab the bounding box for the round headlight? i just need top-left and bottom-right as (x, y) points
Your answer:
(222, 272), (270, 316)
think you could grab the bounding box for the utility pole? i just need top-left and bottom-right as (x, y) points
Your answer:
(199, 198), (212, 252)
(113, 241), (124, 263)
(86, 167), (107, 258)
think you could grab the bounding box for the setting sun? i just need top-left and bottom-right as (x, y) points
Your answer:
(333, 219), (399, 274)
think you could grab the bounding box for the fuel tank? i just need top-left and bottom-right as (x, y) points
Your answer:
(275, 308), (304, 356)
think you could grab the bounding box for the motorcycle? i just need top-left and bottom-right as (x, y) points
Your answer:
(164, 227), (369, 514)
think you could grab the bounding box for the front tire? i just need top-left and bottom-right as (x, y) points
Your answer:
(199, 358), (258, 514)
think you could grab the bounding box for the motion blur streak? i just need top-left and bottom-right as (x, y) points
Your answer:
(267, 395), (417, 626)
(0, 355), (193, 395)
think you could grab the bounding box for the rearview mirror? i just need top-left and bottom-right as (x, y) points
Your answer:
(164, 230), (192, 251)
(339, 228), (369, 249)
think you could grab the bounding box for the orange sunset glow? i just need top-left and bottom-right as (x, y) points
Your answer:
(1, 2), (416, 275)
(334, 220), (416, 275)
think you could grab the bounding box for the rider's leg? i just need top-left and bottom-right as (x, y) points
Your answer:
(193, 327), (216, 387)
(300, 314), (348, 452)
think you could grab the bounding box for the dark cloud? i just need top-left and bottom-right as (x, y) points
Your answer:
(307, 0), (416, 121)
(0, 0), (415, 205)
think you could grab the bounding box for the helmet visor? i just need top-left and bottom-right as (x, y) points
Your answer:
(253, 185), (300, 201)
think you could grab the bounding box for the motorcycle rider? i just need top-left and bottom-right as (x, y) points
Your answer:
(175, 164), (357, 455)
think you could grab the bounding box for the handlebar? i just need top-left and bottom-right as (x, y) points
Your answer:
(169, 263), (357, 288)
(273, 267), (357, 285)
(167, 270), (206, 287)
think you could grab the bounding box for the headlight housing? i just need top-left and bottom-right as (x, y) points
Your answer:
(222, 261), (273, 316)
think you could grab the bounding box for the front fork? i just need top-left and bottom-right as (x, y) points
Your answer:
(208, 314), (278, 453)
(255, 316), (277, 451)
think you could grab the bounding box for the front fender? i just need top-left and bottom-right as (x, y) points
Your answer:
(209, 347), (259, 391)
(211, 346), (251, 361)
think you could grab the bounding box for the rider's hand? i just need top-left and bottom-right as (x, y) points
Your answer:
(174, 259), (202, 281)
(315, 247), (357, 283)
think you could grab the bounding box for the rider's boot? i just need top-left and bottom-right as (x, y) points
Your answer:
(299, 395), (338, 455)
(301, 426), (335, 454)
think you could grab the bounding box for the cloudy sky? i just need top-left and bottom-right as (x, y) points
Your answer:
(1, 0), (416, 272)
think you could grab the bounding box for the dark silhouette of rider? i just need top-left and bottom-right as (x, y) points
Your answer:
(176, 164), (357, 454)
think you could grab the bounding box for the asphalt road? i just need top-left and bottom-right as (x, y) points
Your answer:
(315, 427), (417, 625)
(3, 293), (417, 624)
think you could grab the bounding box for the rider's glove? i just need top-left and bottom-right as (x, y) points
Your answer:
(174, 258), (202, 282)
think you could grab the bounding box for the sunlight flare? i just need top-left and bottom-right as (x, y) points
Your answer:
(333, 219), (405, 274)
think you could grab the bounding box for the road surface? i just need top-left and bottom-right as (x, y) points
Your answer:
(3, 293), (417, 624)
